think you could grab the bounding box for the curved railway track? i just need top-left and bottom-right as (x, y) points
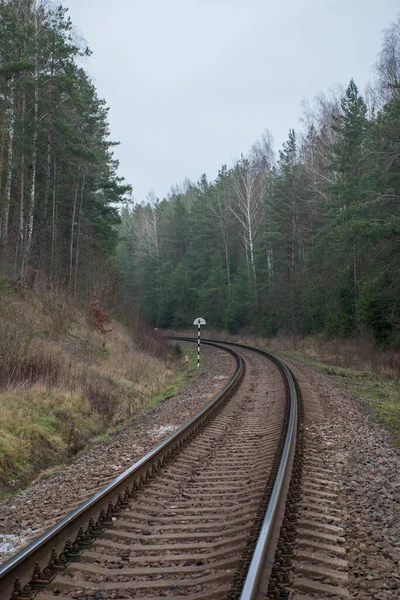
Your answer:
(0, 339), (300, 600)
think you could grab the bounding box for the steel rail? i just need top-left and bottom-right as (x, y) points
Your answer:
(0, 341), (244, 600)
(171, 337), (299, 599)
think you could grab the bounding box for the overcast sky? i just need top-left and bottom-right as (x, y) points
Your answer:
(63, 0), (399, 202)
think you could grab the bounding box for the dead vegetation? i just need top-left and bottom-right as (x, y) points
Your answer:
(192, 328), (400, 380)
(0, 284), (181, 493)
(194, 328), (400, 444)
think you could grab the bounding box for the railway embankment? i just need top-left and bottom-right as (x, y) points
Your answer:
(0, 342), (234, 563)
(0, 289), (190, 497)
(274, 356), (400, 599)
(0, 333), (399, 599)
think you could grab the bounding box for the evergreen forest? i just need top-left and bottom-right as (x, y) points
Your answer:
(118, 19), (400, 345)
(1, 1), (400, 346)
(0, 0), (130, 298)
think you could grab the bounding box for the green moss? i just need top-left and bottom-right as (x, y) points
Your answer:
(0, 388), (103, 490)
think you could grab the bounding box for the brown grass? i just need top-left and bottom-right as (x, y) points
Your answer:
(0, 288), (182, 492)
(170, 327), (400, 380)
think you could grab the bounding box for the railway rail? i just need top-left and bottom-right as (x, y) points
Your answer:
(0, 339), (300, 600)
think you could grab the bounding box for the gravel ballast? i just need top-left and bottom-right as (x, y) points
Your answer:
(285, 356), (400, 599)
(1, 341), (398, 600)
(0, 344), (234, 562)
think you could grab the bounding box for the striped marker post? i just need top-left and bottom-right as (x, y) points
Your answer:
(193, 317), (206, 369)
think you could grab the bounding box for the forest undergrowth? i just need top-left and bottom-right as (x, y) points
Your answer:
(0, 283), (186, 495)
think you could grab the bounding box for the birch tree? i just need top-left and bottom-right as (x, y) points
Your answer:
(229, 145), (271, 297)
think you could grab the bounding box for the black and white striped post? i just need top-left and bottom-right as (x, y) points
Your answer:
(193, 317), (206, 369)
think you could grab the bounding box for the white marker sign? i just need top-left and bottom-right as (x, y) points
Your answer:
(193, 318), (206, 326)
(193, 317), (206, 368)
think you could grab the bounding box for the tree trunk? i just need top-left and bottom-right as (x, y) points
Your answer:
(69, 168), (81, 289)
(290, 181), (297, 345)
(74, 168), (86, 295)
(2, 84), (15, 245)
(30, 52), (54, 283)
(0, 77), (9, 237)
(22, 22), (39, 278)
(246, 192), (257, 300)
(353, 240), (359, 329)
(16, 89), (26, 270)
(267, 243), (273, 294)
(224, 237), (231, 299)
(50, 158), (56, 283)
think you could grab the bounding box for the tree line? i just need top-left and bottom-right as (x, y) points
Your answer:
(0, 0), (130, 297)
(118, 18), (400, 345)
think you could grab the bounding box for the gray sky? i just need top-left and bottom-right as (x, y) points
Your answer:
(64, 0), (399, 202)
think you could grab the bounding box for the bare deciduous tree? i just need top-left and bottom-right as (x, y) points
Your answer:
(230, 134), (272, 296)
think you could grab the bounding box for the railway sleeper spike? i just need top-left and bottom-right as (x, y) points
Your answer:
(271, 564), (280, 576)
(68, 543), (83, 561)
(268, 576), (279, 592)
(57, 553), (68, 568)
(103, 509), (114, 526)
(96, 514), (104, 528)
(31, 562), (41, 579)
(93, 519), (105, 535)
(87, 523), (95, 536)
(19, 585), (34, 599)
(75, 527), (85, 543)
(277, 539), (287, 553)
(113, 503), (123, 516)
(30, 564), (55, 590)
(80, 531), (94, 548)
(49, 548), (65, 572)
(62, 538), (73, 557)
(12, 578), (22, 596)
(46, 559), (56, 576)
(73, 535), (83, 549)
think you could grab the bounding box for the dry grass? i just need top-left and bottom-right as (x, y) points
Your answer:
(259, 332), (400, 380)
(176, 327), (400, 380)
(0, 287), (182, 492)
(190, 328), (400, 444)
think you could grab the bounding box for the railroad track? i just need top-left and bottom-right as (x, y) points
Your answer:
(0, 339), (300, 600)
